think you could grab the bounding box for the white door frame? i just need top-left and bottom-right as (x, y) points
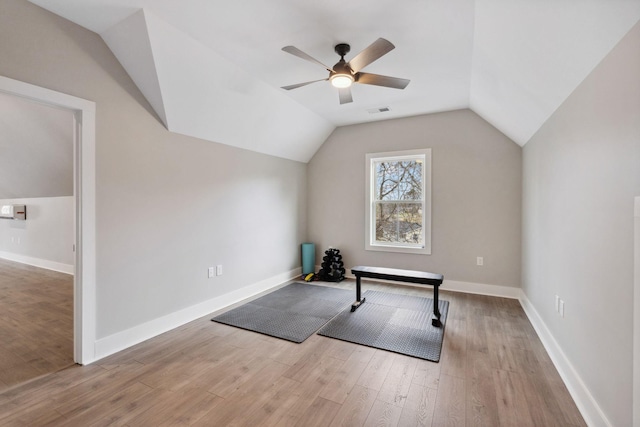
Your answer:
(634, 196), (640, 426)
(0, 76), (96, 364)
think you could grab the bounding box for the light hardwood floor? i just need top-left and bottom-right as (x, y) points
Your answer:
(0, 263), (586, 426)
(0, 259), (74, 393)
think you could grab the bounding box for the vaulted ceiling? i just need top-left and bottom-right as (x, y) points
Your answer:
(28, 0), (640, 162)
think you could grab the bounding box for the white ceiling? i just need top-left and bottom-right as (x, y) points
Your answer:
(28, 0), (640, 162)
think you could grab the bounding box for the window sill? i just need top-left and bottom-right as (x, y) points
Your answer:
(365, 243), (431, 255)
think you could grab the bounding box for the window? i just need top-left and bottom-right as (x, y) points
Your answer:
(365, 149), (431, 254)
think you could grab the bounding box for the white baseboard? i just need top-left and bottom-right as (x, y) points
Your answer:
(441, 279), (522, 299)
(0, 251), (74, 275)
(92, 267), (301, 362)
(519, 293), (611, 427)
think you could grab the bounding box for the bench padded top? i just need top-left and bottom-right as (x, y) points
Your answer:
(351, 266), (443, 285)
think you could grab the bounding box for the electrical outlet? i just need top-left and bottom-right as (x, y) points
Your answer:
(476, 257), (484, 266)
(208, 267), (214, 278)
(216, 265), (223, 276)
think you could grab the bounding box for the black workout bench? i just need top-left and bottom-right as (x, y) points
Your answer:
(350, 266), (444, 327)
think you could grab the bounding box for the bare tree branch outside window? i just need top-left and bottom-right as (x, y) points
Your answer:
(373, 159), (423, 245)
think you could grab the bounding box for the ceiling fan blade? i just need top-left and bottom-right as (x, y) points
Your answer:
(338, 87), (353, 104)
(282, 46), (332, 71)
(348, 38), (395, 73)
(357, 72), (410, 89)
(281, 78), (327, 90)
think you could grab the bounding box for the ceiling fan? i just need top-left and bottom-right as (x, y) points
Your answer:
(281, 38), (410, 105)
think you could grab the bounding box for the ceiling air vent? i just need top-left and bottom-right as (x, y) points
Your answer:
(367, 107), (390, 114)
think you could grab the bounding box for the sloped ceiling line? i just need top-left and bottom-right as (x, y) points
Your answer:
(102, 9), (169, 128)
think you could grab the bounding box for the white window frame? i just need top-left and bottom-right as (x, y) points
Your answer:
(365, 148), (432, 255)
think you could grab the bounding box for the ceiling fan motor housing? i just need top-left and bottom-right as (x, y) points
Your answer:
(334, 43), (351, 57)
(331, 44), (355, 87)
(331, 59), (353, 76)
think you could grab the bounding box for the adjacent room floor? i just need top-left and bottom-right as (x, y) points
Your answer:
(0, 266), (586, 426)
(0, 259), (74, 393)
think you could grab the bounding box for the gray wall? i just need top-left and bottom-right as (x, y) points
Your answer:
(522, 21), (640, 427)
(0, 91), (73, 199)
(0, 0), (308, 339)
(308, 110), (522, 288)
(0, 196), (74, 267)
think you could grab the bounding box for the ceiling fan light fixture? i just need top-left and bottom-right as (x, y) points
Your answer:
(281, 38), (410, 104)
(330, 73), (354, 88)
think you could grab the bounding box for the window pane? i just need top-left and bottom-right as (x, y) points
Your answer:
(374, 160), (423, 201)
(375, 202), (423, 244)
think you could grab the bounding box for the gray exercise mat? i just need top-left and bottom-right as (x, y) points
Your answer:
(317, 290), (449, 362)
(211, 282), (354, 343)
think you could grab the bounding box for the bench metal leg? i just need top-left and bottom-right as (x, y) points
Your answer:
(351, 275), (366, 312)
(432, 284), (442, 327)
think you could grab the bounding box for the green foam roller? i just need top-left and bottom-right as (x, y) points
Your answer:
(301, 243), (315, 275)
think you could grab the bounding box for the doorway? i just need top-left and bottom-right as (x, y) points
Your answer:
(0, 75), (96, 365)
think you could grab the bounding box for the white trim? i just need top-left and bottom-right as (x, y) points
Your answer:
(0, 251), (73, 275)
(91, 267), (301, 363)
(0, 76), (97, 365)
(441, 279), (522, 299)
(519, 293), (612, 427)
(634, 196), (640, 427)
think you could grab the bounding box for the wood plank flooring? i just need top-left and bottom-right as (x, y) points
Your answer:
(0, 259), (74, 393)
(0, 265), (586, 426)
